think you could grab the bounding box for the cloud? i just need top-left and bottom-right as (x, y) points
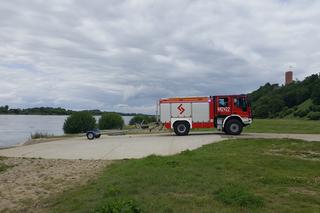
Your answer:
(0, 0), (319, 113)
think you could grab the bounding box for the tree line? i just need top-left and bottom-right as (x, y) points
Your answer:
(63, 112), (156, 133)
(0, 106), (143, 116)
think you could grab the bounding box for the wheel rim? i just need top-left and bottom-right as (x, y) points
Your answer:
(177, 124), (186, 133)
(88, 133), (94, 139)
(230, 123), (239, 133)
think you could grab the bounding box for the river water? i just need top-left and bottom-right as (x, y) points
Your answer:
(0, 115), (133, 147)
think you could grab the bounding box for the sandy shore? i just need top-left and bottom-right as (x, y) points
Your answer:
(0, 157), (111, 213)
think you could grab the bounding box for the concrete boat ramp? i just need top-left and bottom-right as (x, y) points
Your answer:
(0, 133), (319, 160)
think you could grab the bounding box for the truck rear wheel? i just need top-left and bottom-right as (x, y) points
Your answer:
(173, 121), (190, 136)
(225, 119), (243, 135)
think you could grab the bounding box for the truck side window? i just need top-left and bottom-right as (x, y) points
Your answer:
(234, 97), (247, 111)
(219, 98), (228, 107)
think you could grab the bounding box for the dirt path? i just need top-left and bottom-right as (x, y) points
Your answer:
(0, 157), (111, 212)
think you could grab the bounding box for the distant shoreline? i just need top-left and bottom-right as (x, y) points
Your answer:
(0, 105), (153, 116)
(0, 113), (141, 116)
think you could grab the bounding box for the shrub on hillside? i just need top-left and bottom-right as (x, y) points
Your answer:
(307, 112), (320, 120)
(293, 109), (310, 118)
(99, 112), (124, 129)
(129, 115), (156, 125)
(311, 83), (320, 105)
(278, 107), (294, 118)
(63, 111), (96, 134)
(309, 105), (320, 112)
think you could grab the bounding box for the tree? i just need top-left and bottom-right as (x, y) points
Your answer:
(283, 91), (297, 108)
(99, 112), (124, 129)
(311, 83), (320, 105)
(0, 105), (9, 113)
(63, 111), (96, 134)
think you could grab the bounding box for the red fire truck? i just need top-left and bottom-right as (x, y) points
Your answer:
(159, 95), (252, 136)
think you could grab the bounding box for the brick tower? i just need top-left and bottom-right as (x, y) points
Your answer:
(285, 71), (293, 85)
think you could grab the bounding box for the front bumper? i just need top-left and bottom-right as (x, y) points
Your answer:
(242, 117), (253, 126)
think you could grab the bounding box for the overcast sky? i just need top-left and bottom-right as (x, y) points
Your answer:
(0, 0), (319, 113)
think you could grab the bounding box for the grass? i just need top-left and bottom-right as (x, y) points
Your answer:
(43, 139), (320, 212)
(0, 163), (10, 173)
(244, 119), (320, 134)
(0, 156), (12, 173)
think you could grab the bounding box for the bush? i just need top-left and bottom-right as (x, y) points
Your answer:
(99, 112), (124, 129)
(214, 184), (264, 208)
(307, 112), (320, 120)
(129, 115), (156, 125)
(63, 111), (96, 134)
(278, 108), (294, 118)
(293, 109), (310, 117)
(309, 105), (320, 112)
(94, 199), (142, 213)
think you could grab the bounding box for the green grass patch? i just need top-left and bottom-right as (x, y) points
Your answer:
(43, 139), (320, 212)
(214, 184), (264, 208)
(0, 156), (12, 173)
(94, 199), (142, 213)
(244, 119), (320, 134)
(0, 163), (11, 173)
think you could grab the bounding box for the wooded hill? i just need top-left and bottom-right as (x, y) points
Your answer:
(248, 73), (320, 120)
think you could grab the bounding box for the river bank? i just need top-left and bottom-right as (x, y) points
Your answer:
(0, 115), (133, 148)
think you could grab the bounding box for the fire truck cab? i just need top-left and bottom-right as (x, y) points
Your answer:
(159, 95), (252, 136)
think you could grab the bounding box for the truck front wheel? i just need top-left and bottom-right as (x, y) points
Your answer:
(173, 121), (190, 136)
(225, 119), (243, 135)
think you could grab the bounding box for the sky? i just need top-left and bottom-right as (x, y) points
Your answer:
(0, 0), (320, 114)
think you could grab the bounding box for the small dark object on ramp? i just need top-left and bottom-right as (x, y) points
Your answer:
(86, 129), (101, 140)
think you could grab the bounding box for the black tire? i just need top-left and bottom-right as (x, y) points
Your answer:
(173, 121), (190, 136)
(224, 119), (243, 135)
(86, 132), (95, 140)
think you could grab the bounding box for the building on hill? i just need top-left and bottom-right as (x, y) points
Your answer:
(285, 70), (293, 85)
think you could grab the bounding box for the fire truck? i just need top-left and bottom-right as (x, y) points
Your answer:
(159, 95), (252, 136)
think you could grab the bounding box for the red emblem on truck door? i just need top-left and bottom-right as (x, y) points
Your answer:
(177, 104), (185, 114)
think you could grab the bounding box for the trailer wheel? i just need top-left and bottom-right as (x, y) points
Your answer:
(86, 132), (95, 140)
(173, 121), (190, 136)
(225, 119), (243, 135)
